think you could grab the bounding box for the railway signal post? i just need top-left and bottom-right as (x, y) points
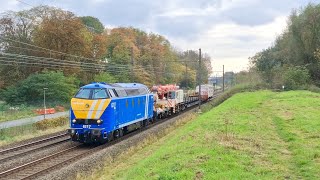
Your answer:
(43, 87), (48, 119)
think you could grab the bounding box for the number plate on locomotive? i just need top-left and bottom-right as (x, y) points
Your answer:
(83, 125), (91, 128)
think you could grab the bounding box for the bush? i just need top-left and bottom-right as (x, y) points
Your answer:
(307, 85), (320, 93)
(283, 66), (310, 90)
(3, 71), (79, 105)
(34, 116), (68, 130)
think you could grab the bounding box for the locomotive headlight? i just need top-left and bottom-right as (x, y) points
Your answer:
(72, 119), (76, 123)
(97, 119), (103, 124)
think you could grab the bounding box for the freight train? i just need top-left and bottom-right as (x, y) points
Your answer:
(68, 82), (215, 144)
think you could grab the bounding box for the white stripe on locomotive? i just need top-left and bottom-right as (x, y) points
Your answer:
(87, 100), (98, 119)
(94, 99), (106, 119)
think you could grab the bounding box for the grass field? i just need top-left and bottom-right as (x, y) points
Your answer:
(91, 90), (320, 179)
(0, 102), (69, 123)
(0, 117), (68, 146)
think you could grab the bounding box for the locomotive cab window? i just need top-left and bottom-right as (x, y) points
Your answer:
(92, 89), (109, 99)
(75, 88), (91, 99)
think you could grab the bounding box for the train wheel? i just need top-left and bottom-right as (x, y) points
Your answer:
(143, 119), (149, 127)
(113, 129), (121, 139)
(107, 132), (114, 142)
(119, 128), (124, 137)
(99, 136), (108, 144)
(123, 126), (129, 135)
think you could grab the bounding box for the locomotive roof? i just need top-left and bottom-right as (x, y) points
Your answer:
(81, 82), (148, 89)
(114, 83), (147, 88)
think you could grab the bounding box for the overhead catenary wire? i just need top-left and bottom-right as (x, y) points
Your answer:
(0, 51), (182, 71)
(0, 61), (183, 77)
(0, 54), (181, 74)
(0, 37), (104, 63)
(0, 56), (185, 76)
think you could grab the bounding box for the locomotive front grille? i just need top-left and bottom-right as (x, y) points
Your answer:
(74, 119), (99, 125)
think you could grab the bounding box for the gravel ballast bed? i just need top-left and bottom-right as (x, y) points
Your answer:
(0, 130), (67, 150)
(40, 110), (196, 180)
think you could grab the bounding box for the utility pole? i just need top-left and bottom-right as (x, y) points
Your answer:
(43, 88), (48, 120)
(185, 50), (189, 88)
(131, 47), (134, 82)
(198, 48), (201, 111)
(185, 61), (188, 88)
(223, 65), (225, 92)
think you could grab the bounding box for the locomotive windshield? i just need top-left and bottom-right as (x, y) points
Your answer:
(74, 88), (110, 99)
(75, 88), (91, 99)
(92, 89), (109, 99)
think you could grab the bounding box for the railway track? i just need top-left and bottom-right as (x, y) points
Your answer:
(0, 133), (70, 163)
(0, 92), (222, 180)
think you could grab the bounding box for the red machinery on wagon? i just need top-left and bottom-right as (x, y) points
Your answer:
(151, 84), (185, 118)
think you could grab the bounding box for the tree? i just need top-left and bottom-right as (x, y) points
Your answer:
(283, 66), (310, 90)
(251, 3), (320, 87)
(2, 71), (78, 105)
(80, 16), (104, 34)
(94, 72), (117, 83)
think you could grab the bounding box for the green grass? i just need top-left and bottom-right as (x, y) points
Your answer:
(90, 90), (320, 179)
(0, 117), (68, 146)
(0, 102), (69, 123)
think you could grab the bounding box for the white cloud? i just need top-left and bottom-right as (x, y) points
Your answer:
(169, 15), (288, 73)
(156, 6), (216, 18)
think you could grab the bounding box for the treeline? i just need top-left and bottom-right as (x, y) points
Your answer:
(250, 3), (320, 90)
(0, 6), (212, 105)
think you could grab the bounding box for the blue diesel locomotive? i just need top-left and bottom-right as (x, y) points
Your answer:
(68, 82), (154, 143)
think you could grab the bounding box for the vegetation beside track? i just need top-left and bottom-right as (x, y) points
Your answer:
(0, 116), (68, 146)
(0, 100), (69, 123)
(89, 90), (320, 179)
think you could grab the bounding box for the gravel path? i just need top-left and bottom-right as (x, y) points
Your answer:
(40, 110), (196, 180)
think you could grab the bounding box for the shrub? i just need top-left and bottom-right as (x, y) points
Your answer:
(3, 71), (79, 105)
(307, 85), (320, 93)
(34, 116), (68, 130)
(283, 66), (310, 90)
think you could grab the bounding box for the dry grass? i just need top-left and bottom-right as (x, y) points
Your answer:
(0, 116), (68, 146)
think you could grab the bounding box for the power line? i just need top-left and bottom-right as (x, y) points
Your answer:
(0, 37), (103, 63)
(0, 53), (171, 73)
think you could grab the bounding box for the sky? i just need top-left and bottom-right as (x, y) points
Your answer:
(1, 0), (320, 73)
